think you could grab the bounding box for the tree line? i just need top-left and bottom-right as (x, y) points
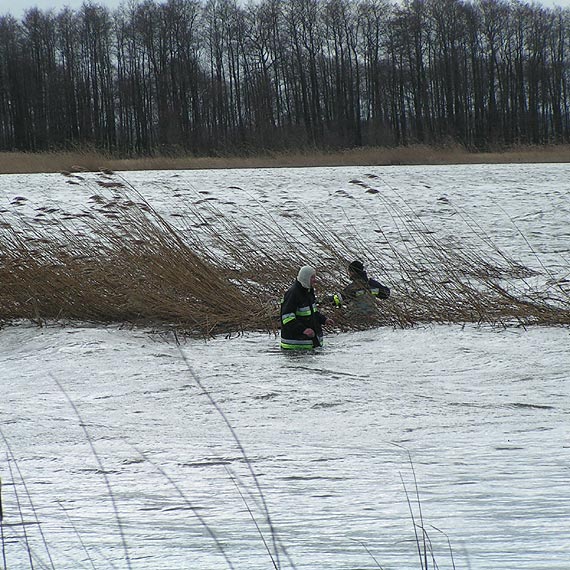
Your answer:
(1, 0), (569, 156)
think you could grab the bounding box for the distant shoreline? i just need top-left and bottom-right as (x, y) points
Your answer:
(2, 144), (570, 174)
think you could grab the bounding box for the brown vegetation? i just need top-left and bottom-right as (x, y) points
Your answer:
(1, 144), (570, 175)
(0, 170), (568, 336)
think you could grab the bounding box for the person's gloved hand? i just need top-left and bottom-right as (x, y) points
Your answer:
(303, 328), (315, 337)
(325, 317), (335, 326)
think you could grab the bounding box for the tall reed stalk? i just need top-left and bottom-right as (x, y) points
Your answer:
(1, 169), (568, 334)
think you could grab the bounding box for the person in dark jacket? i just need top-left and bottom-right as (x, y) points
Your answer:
(333, 260), (390, 316)
(280, 265), (333, 350)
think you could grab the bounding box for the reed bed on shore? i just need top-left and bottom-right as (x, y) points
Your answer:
(2, 144), (570, 174)
(0, 169), (568, 335)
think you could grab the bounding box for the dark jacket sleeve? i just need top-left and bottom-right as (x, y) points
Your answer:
(369, 278), (390, 299)
(310, 288), (327, 327)
(315, 309), (327, 325)
(281, 286), (307, 336)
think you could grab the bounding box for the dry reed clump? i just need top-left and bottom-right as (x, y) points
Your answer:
(0, 170), (568, 335)
(0, 176), (275, 335)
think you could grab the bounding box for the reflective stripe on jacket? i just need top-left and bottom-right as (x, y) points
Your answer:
(343, 277), (390, 301)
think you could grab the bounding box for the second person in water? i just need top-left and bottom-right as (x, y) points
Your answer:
(333, 260), (390, 316)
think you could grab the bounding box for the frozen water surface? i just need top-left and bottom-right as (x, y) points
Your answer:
(1, 164), (569, 569)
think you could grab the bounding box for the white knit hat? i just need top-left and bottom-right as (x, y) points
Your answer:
(297, 265), (316, 288)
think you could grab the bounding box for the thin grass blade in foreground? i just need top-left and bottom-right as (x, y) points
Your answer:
(177, 347), (293, 570)
(127, 444), (237, 570)
(51, 376), (132, 570)
(0, 431), (56, 570)
(1, 474), (7, 569)
(55, 500), (97, 570)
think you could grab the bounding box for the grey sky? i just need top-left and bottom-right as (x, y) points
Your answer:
(3, 0), (146, 18)
(2, 0), (569, 20)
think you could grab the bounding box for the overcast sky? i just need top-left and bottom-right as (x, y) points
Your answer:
(3, 0), (138, 17)
(2, 0), (569, 20)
